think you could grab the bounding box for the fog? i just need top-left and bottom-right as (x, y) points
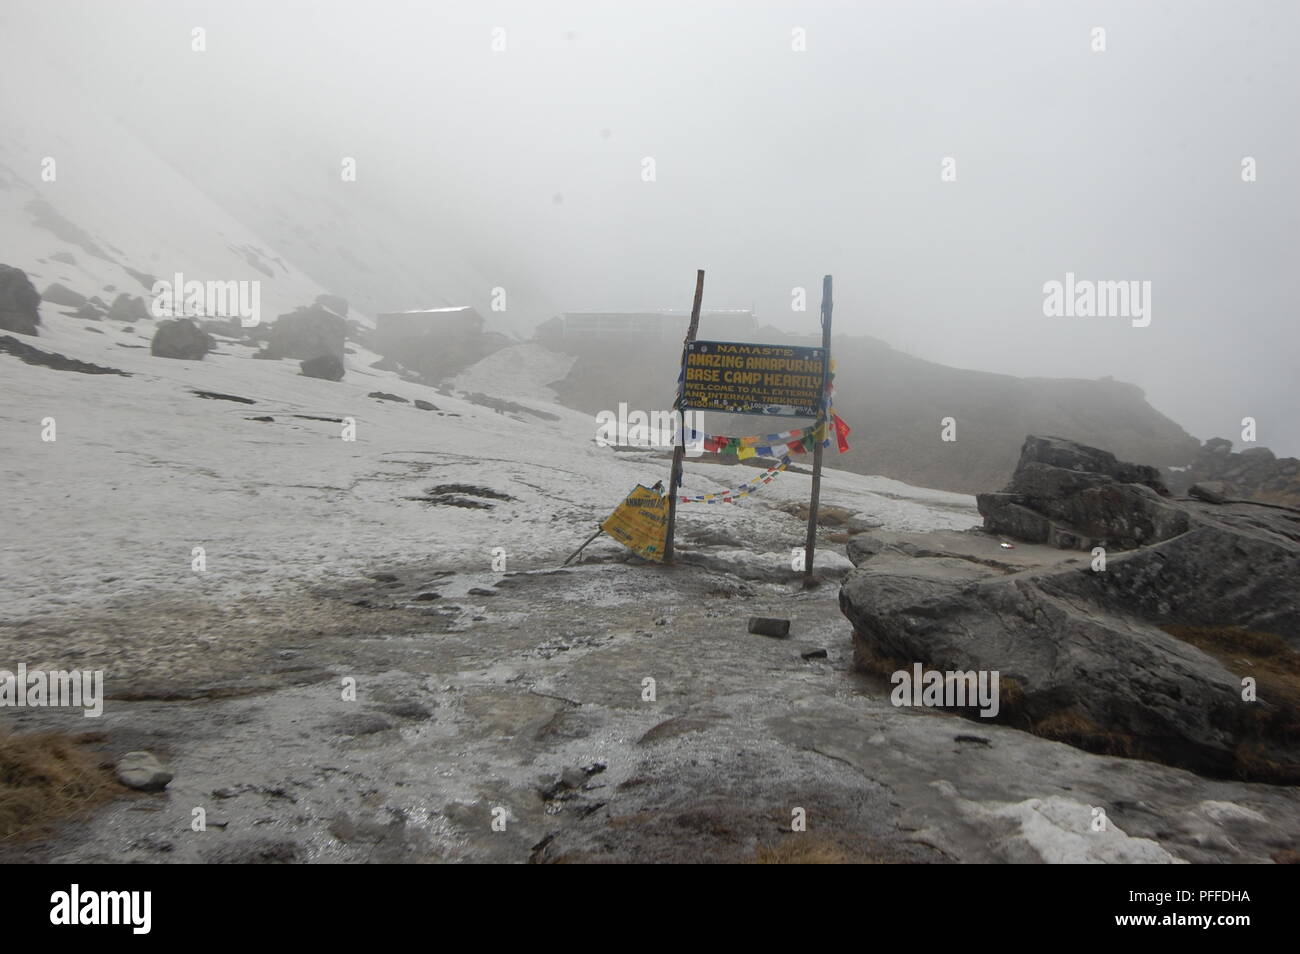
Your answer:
(5, 0), (1297, 453)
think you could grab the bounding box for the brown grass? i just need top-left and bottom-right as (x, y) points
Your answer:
(850, 635), (909, 682)
(0, 728), (119, 841)
(1032, 707), (1137, 757)
(1162, 625), (1300, 704)
(748, 837), (887, 864)
(1163, 625), (1300, 783)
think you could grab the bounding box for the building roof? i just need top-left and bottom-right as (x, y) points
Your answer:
(378, 306), (476, 316)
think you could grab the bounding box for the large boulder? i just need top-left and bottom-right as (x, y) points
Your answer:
(978, 435), (1187, 550)
(107, 293), (151, 323)
(150, 319), (214, 359)
(1168, 437), (1300, 508)
(300, 354), (345, 381)
(263, 304), (346, 361)
(842, 437), (1300, 783)
(0, 265), (41, 335)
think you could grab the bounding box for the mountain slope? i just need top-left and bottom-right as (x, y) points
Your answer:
(539, 325), (1201, 494)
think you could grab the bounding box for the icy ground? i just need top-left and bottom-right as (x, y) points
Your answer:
(3, 315), (1297, 863)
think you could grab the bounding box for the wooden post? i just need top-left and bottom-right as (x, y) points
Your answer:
(803, 274), (833, 585)
(663, 269), (706, 564)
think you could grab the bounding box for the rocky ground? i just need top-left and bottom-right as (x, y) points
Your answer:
(5, 537), (1299, 864)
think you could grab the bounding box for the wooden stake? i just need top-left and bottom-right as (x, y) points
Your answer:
(663, 269), (706, 564)
(803, 274), (833, 585)
(562, 527), (604, 567)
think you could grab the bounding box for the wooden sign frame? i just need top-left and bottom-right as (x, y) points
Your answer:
(664, 271), (834, 585)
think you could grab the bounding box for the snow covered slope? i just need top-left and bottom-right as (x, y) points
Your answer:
(1, 308), (977, 622)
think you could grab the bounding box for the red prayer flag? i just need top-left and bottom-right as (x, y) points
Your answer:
(832, 413), (851, 453)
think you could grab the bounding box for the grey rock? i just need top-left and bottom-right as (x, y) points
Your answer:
(265, 304), (347, 360)
(107, 293), (151, 323)
(1240, 446), (1276, 463)
(0, 264), (41, 335)
(978, 436), (1187, 550)
(1188, 481), (1231, 505)
(300, 354), (344, 381)
(116, 751), (173, 791)
(1166, 438), (1299, 507)
(150, 319), (213, 359)
(846, 534), (885, 566)
(748, 616), (791, 638)
(843, 441), (1300, 781)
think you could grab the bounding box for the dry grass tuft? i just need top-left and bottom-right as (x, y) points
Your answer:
(1163, 624), (1300, 782)
(0, 728), (118, 841)
(748, 837), (890, 864)
(1032, 707), (1136, 757)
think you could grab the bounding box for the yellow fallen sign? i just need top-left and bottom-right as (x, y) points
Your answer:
(600, 484), (669, 562)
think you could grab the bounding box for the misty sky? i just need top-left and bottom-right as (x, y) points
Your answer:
(4, 0), (1298, 454)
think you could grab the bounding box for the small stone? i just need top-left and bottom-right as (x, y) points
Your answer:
(800, 648), (828, 660)
(116, 751), (173, 791)
(413, 592), (440, 601)
(467, 587), (498, 597)
(748, 617), (790, 638)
